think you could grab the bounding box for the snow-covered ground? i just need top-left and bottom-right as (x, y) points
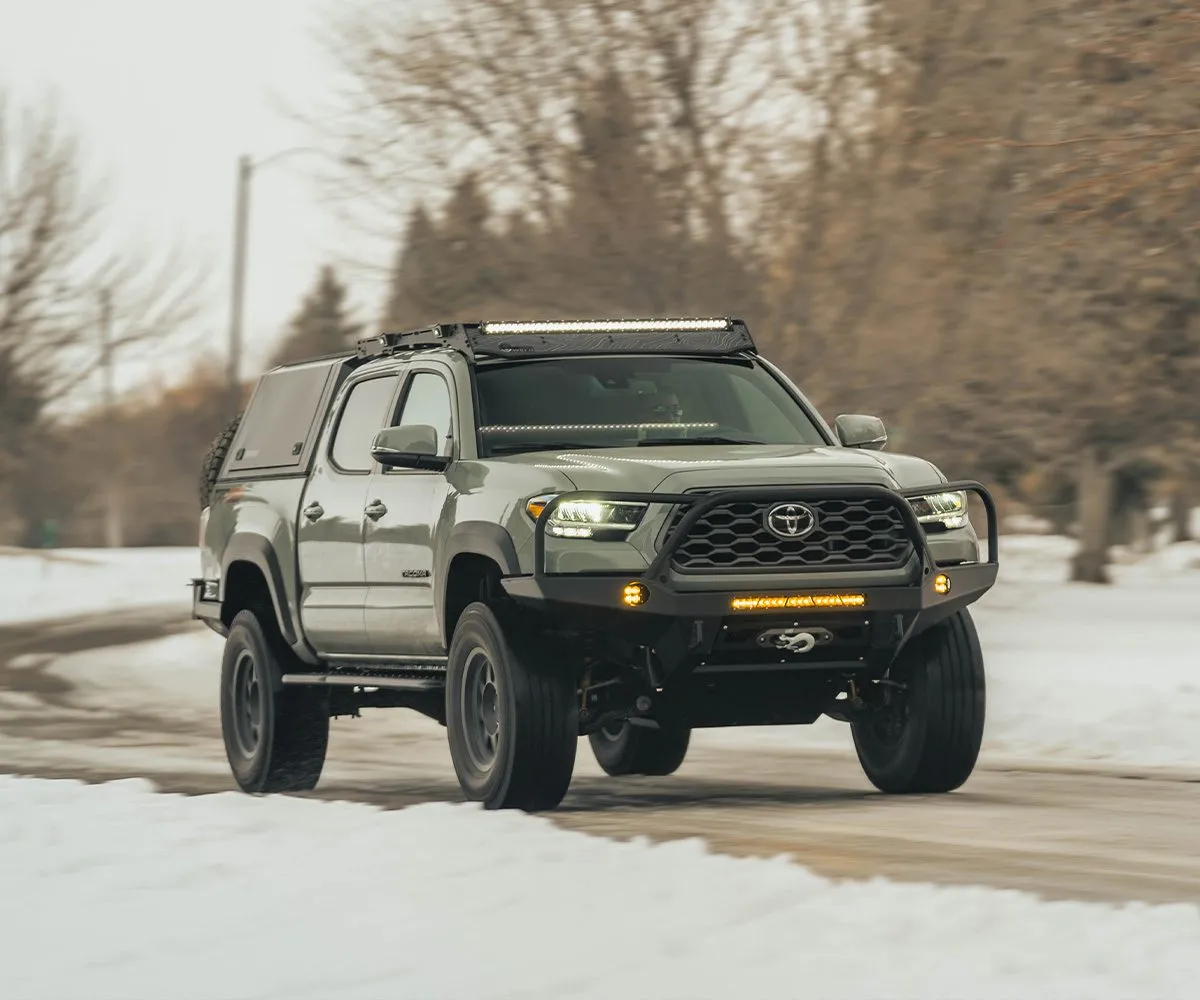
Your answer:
(0, 546), (197, 625)
(2, 774), (1197, 1000)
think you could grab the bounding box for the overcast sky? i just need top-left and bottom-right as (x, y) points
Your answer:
(0, 0), (389, 392)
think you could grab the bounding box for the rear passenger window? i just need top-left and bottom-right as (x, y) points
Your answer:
(330, 376), (398, 472)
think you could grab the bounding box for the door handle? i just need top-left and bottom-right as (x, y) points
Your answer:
(364, 499), (388, 521)
(302, 501), (324, 522)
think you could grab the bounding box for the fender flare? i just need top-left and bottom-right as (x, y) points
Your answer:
(221, 533), (300, 647)
(436, 522), (522, 646)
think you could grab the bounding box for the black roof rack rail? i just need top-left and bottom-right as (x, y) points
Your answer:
(355, 324), (471, 359)
(356, 317), (756, 363)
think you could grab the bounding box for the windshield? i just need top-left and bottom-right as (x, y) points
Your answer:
(474, 356), (827, 456)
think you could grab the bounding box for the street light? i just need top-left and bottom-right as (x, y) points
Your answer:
(225, 146), (364, 408)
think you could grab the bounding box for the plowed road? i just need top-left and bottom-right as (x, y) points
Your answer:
(2, 608), (1197, 906)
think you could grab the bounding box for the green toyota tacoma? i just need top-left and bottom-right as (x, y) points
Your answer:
(194, 318), (998, 810)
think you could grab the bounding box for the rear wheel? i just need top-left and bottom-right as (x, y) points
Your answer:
(852, 609), (985, 793)
(220, 609), (329, 793)
(588, 719), (690, 777)
(446, 603), (578, 811)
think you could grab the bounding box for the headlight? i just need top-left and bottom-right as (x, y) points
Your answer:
(908, 491), (969, 530)
(526, 494), (647, 539)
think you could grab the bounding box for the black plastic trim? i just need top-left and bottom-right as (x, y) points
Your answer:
(221, 534), (300, 646)
(510, 481), (999, 641)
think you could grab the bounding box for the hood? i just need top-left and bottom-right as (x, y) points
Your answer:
(489, 444), (946, 495)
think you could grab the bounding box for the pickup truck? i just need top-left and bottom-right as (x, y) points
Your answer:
(194, 317), (998, 811)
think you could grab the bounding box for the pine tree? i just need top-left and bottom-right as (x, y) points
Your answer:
(381, 204), (440, 329)
(539, 71), (753, 317)
(270, 266), (362, 367)
(381, 176), (510, 329)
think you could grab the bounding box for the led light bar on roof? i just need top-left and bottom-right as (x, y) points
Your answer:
(480, 318), (732, 335)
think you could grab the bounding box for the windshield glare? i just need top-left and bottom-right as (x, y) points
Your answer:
(474, 356), (826, 456)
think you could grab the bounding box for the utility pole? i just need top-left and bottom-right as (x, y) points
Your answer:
(227, 154), (252, 414)
(99, 287), (123, 548)
(223, 147), (355, 411)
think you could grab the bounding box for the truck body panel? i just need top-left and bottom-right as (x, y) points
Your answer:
(196, 321), (995, 675)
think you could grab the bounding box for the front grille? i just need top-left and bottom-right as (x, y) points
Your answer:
(664, 496), (914, 572)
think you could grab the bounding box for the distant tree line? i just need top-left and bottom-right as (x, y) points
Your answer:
(324, 0), (1199, 580)
(4, 0), (1196, 577)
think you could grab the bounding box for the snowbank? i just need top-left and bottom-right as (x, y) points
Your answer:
(2, 775), (1197, 1000)
(0, 547), (197, 625)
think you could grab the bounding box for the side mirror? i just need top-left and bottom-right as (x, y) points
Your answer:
(834, 414), (888, 450)
(371, 424), (451, 471)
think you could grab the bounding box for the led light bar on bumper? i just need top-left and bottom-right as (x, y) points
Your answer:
(483, 318), (731, 335)
(731, 594), (867, 612)
(908, 490), (969, 530)
(527, 495), (647, 540)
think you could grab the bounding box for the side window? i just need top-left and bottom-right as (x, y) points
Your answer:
(330, 376), (398, 472)
(393, 372), (453, 454)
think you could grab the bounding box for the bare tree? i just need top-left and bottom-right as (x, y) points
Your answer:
(325, 0), (798, 236)
(0, 89), (207, 545)
(761, 0), (1200, 579)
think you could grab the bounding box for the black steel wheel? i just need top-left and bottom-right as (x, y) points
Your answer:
(446, 602), (577, 811)
(588, 718), (690, 777)
(220, 609), (329, 794)
(852, 609), (986, 794)
(228, 649), (265, 760)
(460, 647), (502, 773)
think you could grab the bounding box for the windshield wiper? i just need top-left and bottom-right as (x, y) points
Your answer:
(637, 435), (764, 447)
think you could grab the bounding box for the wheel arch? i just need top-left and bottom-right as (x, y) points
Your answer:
(438, 523), (521, 646)
(221, 534), (299, 648)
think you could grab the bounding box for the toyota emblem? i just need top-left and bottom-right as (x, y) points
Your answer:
(765, 503), (817, 539)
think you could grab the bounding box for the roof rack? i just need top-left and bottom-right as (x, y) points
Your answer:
(356, 317), (756, 362)
(355, 324), (471, 358)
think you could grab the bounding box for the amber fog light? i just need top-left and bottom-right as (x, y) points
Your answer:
(623, 582), (650, 607)
(933, 573), (952, 596)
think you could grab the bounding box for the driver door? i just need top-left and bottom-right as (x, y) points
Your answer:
(363, 368), (457, 655)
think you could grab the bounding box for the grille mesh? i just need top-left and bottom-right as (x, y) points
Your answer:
(664, 497), (913, 572)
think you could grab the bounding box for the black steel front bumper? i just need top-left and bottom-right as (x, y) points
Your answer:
(501, 481), (998, 651)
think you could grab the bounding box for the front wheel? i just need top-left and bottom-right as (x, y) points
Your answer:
(852, 609), (985, 794)
(589, 719), (690, 776)
(446, 603), (578, 811)
(220, 610), (329, 793)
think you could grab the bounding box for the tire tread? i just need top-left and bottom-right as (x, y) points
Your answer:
(199, 414), (241, 510)
(222, 609), (329, 794)
(446, 603), (577, 811)
(852, 609), (985, 794)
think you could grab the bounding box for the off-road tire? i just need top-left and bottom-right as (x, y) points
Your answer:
(220, 609), (329, 793)
(588, 719), (690, 777)
(199, 414), (241, 510)
(852, 609), (985, 794)
(446, 602), (577, 811)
